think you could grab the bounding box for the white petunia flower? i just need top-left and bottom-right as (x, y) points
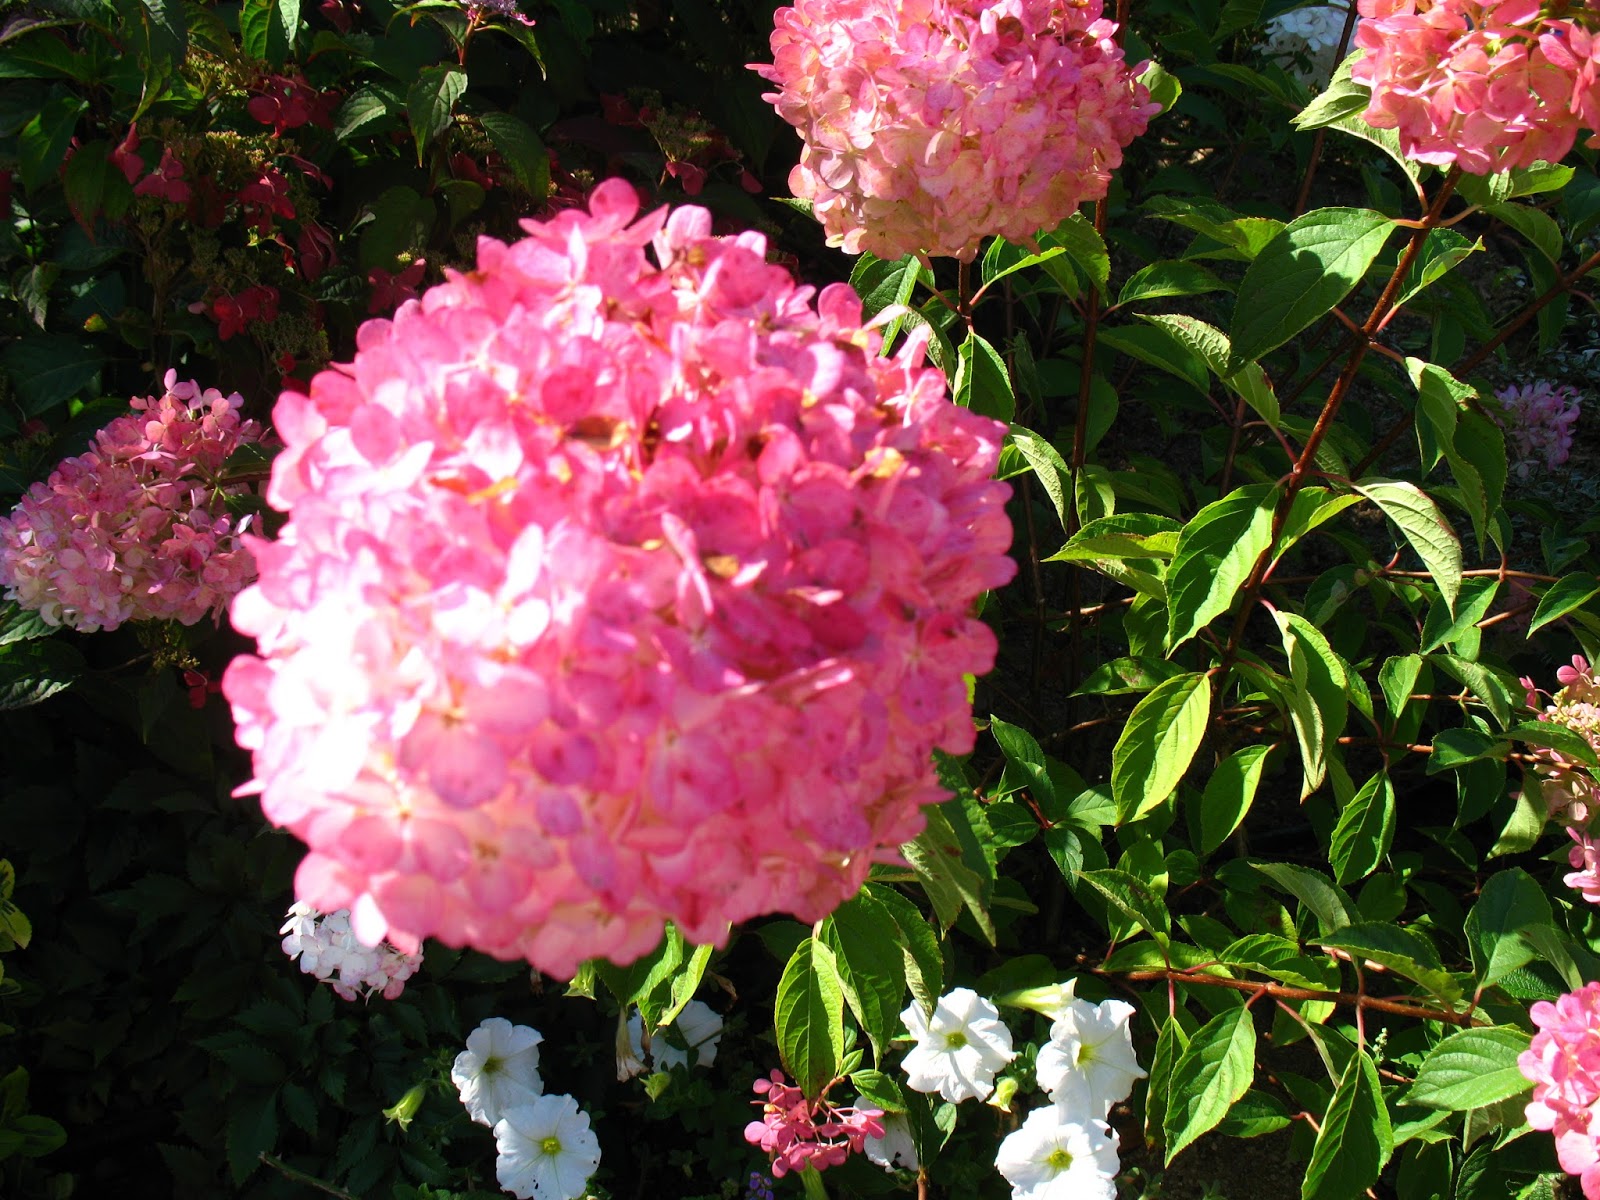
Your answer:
(623, 1000), (724, 1078)
(996, 1105), (1119, 1200)
(1035, 998), (1146, 1118)
(494, 1093), (601, 1200)
(864, 1112), (919, 1172)
(900, 988), (1015, 1104)
(453, 1017), (545, 1127)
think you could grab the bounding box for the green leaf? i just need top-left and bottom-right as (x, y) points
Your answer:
(407, 65), (467, 164)
(1250, 861), (1352, 934)
(980, 239), (1068, 289)
(953, 330), (1013, 421)
(775, 938), (846, 1100)
(334, 83), (404, 140)
(1141, 313), (1280, 429)
(820, 891), (907, 1064)
(1277, 612), (1349, 799)
(1198, 744), (1271, 856)
(1165, 1006), (1257, 1163)
(1076, 868), (1171, 945)
(18, 93), (86, 193)
(1, 335), (102, 417)
(1111, 672), (1211, 824)
(0, 639), (85, 708)
(1303, 1050), (1393, 1200)
(1097, 324), (1209, 394)
(1354, 479), (1462, 614)
(1220, 933), (1339, 991)
(478, 111), (549, 199)
(1379, 654), (1423, 725)
(1007, 427), (1070, 532)
(1325, 112), (1422, 186)
(1074, 656), (1184, 697)
(1146, 1016), (1189, 1147)
(1040, 214), (1110, 295)
(0, 602), (51, 647)
(226, 1090), (277, 1184)
(592, 925), (685, 1016)
(902, 804), (995, 943)
(990, 716), (1057, 809)
(1117, 261), (1228, 306)
(1166, 483), (1276, 649)
(1396, 229), (1482, 309)
(1464, 868), (1552, 989)
(864, 884), (943, 1015)
(659, 942), (714, 1028)
(1229, 208), (1395, 370)
(1486, 201), (1562, 266)
(1505, 720), (1600, 766)
(1329, 772), (1395, 884)
(1405, 1026), (1534, 1111)
(1530, 572), (1600, 635)
(1318, 923), (1459, 1004)
(1429, 654), (1513, 728)
(1216, 1089), (1294, 1139)
(1292, 56), (1370, 130)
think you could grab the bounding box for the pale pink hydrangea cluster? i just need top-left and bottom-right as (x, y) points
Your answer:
(1493, 380), (1582, 479)
(1352, 0), (1600, 174)
(0, 372), (266, 631)
(1519, 656), (1600, 904)
(754, 0), (1158, 261)
(222, 179), (1015, 979)
(744, 1070), (886, 1177)
(1522, 981), (1600, 1198)
(279, 902), (424, 1001)
(1520, 655), (1600, 829)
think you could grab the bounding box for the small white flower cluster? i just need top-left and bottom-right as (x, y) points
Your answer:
(452, 1017), (601, 1200)
(618, 1000), (724, 1080)
(280, 902), (423, 1002)
(894, 981), (1145, 1200)
(1262, 3), (1350, 84)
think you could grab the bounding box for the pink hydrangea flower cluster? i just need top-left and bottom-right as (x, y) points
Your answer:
(1493, 380), (1582, 479)
(221, 179), (1015, 979)
(743, 1070), (885, 1176)
(1521, 981), (1600, 1197)
(753, 0), (1158, 261)
(1519, 655), (1600, 830)
(279, 902), (423, 1001)
(0, 372), (267, 632)
(1352, 0), (1600, 174)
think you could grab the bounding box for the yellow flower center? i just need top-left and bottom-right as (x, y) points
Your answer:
(540, 1135), (564, 1156)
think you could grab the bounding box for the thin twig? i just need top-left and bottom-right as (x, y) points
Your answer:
(1103, 968), (1482, 1027)
(259, 1154), (361, 1200)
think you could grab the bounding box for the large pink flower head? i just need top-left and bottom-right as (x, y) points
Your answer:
(221, 179), (1015, 979)
(753, 0), (1158, 261)
(1523, 982), (1600, 1197)
(1352, 0), (1600, 173)
(0, 372), (266, 631)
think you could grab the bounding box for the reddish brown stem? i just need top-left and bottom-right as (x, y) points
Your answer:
(1108, 968), (1482, 1027)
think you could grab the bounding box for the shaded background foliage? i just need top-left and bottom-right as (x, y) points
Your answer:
(5, 0), (1600, 1198)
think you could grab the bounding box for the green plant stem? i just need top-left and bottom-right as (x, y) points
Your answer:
(1107, 968), (1482, 1027)
(258, 1153), (360, 1200)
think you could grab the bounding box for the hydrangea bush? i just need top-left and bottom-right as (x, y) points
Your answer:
(6, 0), (1600, 1198)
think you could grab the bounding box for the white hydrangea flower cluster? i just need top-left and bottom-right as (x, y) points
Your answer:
(452, 1017), (601, 1200)
(619, 1000), (724, 1080)
(892, 982), (1145, 1199)
(279, 902), (423, 1002)
(1262, 3), (1350, 84)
